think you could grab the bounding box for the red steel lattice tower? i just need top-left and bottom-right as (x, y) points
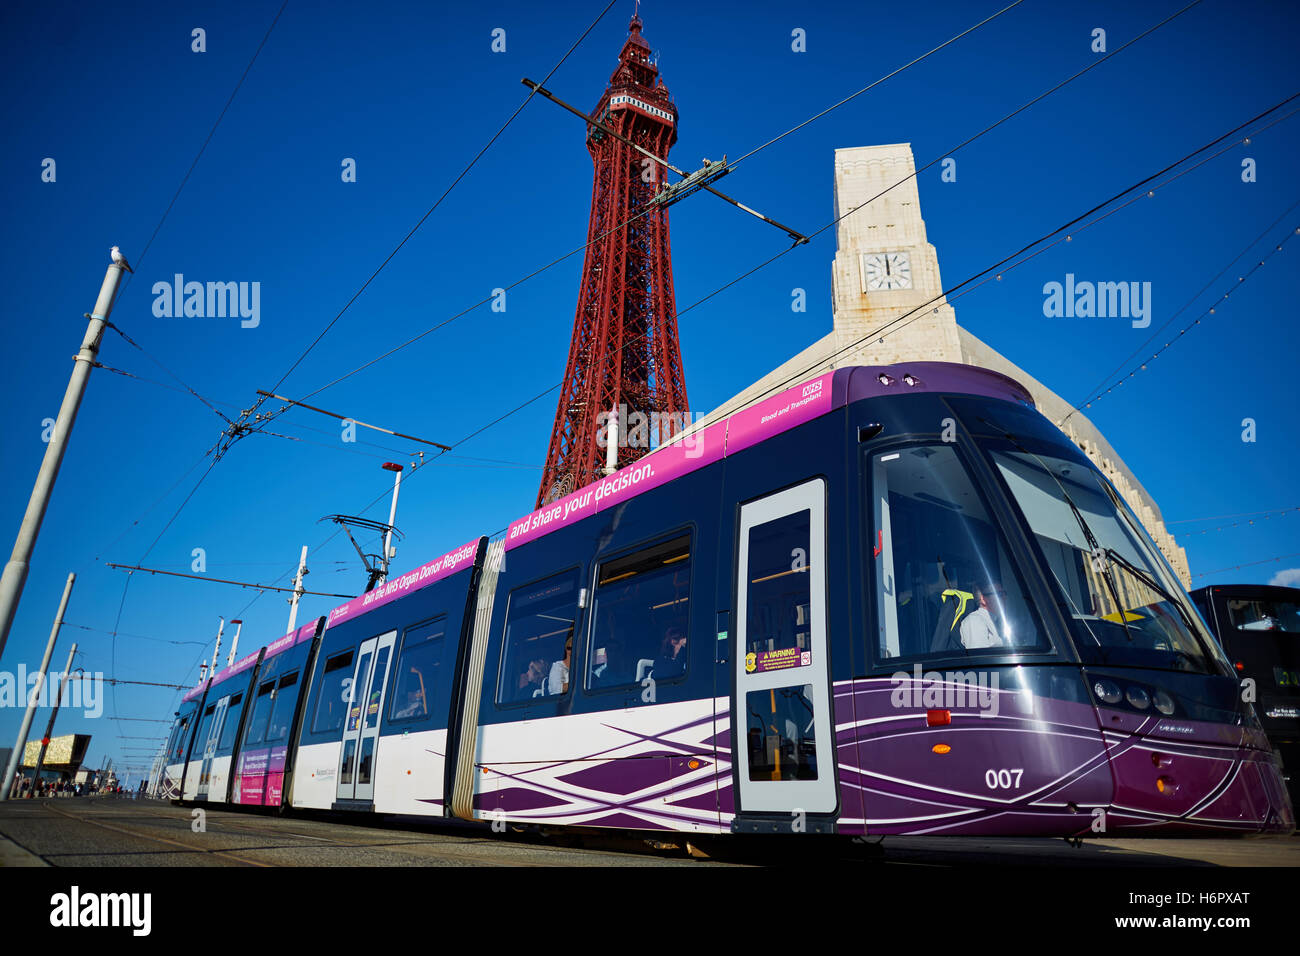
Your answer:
(536, 15), (689, 507)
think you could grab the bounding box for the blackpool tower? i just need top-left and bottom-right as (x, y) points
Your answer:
(536, 15), (689, 507)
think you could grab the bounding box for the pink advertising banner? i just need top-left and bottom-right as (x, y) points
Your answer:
(505, 371), (838, 551)
(181, 679), (209, 704)
(208, 647), (261, 688)
(262, 621), (318, 662)
(234, 745), (288, 806)
(326, 538), (481, 628)
(506, 420), (728, 551)
(724, 371), (834, 457)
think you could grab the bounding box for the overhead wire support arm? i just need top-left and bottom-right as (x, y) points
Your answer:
(255, 390), (452, 451)
(319, 514), (403, 593)
(104, 562), (357, 599)
(521, 78), (809, 246)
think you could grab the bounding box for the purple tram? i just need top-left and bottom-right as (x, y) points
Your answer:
(157, 362), (1293, 839)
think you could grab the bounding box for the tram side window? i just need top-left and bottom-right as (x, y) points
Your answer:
(588, 535), (692, 691)
(217, 693), (245, 752)
(746, 514), (811, 664)
(169, 717), (190, 761)
(498, 570), (580, 704)
(869, 445), (1042, 662)
(390, 618), (447, 722)
(193, 706), (216, 756)
(746, 685), (817, 781)
(265, 672), (300, 743)
(312, 651), (355, 734)
(244, 681), (275, 747)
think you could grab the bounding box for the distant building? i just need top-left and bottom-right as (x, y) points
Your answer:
(693, 144), (1190, 584)
(21, 733), (91, 778)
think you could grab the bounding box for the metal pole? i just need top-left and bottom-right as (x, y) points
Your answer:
(210, 617), (224, 677)
(1, 572), (74, 801)
(286, 546), (308, 633)
(603, 407), (619, 476)
(30, 643), (77, 795)
(227, 619), (242, 666)
(0, 260), (124, 664)
(377, 465), (403, 587)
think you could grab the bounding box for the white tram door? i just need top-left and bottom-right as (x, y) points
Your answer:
(196, 696), (229, 800)
(733, 479), (838, 817)
(336, 632), (396, 804)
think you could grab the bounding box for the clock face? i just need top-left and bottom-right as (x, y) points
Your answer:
(862, 251), (913, 291)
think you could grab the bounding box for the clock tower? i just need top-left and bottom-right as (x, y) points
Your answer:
(682, 141), (1191, 586)
(828, 144), (963, 365)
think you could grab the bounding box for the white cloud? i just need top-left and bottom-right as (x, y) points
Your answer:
(1267, 568), (1300, 589)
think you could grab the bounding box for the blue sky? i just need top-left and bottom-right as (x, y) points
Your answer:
(1, 0), (1296, 781)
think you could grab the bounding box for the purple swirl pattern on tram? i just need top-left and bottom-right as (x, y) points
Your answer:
(833, 678), (1294, 836)
(157, 769), (180, 800)
(472, 704), (732, 831)
(463, 678), (1291, 836)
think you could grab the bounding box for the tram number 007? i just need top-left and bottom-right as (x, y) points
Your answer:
(984, 768), (1024, 790)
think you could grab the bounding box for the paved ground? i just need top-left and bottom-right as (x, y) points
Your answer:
(0, 797), (1295, 867)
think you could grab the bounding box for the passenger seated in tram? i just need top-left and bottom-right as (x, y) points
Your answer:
(516, 658), (547, 700)
(591, 631), (630, 687)
(548, 638), (571, 695)
(650, 626), (687, 679)
(394, 685), (427, 719)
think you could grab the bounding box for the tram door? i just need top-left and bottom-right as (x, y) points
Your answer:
(733, 479), (838, 817)
(336, 632), (396, 804)
(197, 696), (229, 799)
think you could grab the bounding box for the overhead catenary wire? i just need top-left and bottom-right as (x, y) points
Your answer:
(1191, 554), (1300, 579)
(104, 563), (357, 599)
(65, 623), (207, 647)
(124, 0), (290, 282)
(89, 363), (539, 467)
(1170, 507), (1300, 525)
(88, 1), (292, 606)
(674, 1), (1228, 327)
(665, 95), (1300, 419)
(250, 0), (621, 415)
(85, 1), (1224, 762)
(269, 3), (1242, 549)
(95, 7), (627, 712)
(1063, 215), (1299, 419)
(1173, 507), (1299, 538)
(725, 0), (1034, 169)
(1066, 198), (1300, 416)
(292, 0), (1205, 409)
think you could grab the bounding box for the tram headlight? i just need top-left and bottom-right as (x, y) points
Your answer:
(1126, 686), (1151, 710)
(1153, 690), (1176, 715)
(1093, 680), (1122, 705)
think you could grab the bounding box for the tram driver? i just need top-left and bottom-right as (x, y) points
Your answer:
(958, 580), (1008, 650)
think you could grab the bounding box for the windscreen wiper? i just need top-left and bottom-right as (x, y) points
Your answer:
(984, 422), (1137, 643)
(1101, 547), (1204, 658)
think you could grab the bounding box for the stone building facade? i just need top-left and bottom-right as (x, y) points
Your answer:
(691, 143), (1190, 585)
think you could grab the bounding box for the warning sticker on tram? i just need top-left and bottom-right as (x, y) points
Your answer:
(746, 648), (812, 673)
